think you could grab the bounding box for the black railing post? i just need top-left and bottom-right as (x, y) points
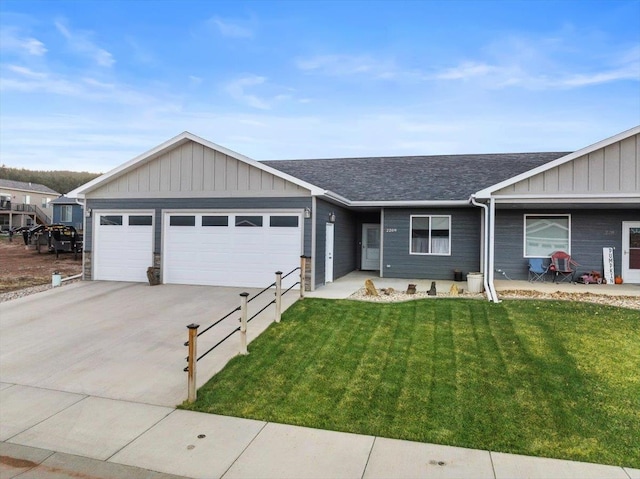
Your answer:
(186, 323), (199, 403)
(240, 292), (249, 355)
(275, 271), (283, 323)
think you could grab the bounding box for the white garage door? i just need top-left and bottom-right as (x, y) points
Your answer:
(94, 212), (154, 282)
(164, 212), (302, 288)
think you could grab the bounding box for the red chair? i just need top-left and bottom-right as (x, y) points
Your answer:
(549, 251), (579, 283)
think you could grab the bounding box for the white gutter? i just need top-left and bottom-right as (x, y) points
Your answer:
(320, 190), (471, 208)
(470, 196), (499, 303)
(349, 200), (471, 207)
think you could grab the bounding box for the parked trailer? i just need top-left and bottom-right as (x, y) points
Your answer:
(30, 224), (83, 259)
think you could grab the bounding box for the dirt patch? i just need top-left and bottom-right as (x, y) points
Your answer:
(0, 236), (82, 293)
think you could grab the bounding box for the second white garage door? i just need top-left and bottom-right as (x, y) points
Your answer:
(163, 212), (302, 288)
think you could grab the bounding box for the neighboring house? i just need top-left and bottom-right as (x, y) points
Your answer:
(70, 126), (640, 296)
(50, 195), (84, 232)
(0, 179), (58, 231)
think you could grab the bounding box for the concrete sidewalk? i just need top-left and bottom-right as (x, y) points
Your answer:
(2, 383), (638, 479)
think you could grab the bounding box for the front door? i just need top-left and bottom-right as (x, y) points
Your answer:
(325, 223), (334, 283)
(361, 223), (380, 270)
(622, 222), (640, 283)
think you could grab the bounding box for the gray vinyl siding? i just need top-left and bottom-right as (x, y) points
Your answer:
(382, 208), (481, 279)
(89, 140), (310, 199)
(53, 204), (84, 231)
(493, 209), (639, 280)
(85, 197), (312, 255)
(495, 133), (639, 196)
(314, 199), (357, 286)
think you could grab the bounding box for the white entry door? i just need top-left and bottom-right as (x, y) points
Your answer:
(361, 223), (380, 270)
(325, 223), (334, 283)
(622, 222), (640, 283)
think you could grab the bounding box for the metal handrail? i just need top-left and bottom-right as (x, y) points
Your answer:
(184, 326), (241, 370)
(247, 299), (276, 323)
(184, 306), (240, 345)
(184, 261), (306, 402)
(283, 281), (301, 296)
(247, 282), (275, 304)
(281, 266), (300, 280)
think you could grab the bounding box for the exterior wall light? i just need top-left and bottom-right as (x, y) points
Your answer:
(304, 207), (311, 219)
(328, 212), (336, 223)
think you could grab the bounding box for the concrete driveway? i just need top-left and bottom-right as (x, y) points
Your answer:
(0, 281), (298, 407)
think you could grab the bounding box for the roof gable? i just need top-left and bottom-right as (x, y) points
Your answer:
(475, 126), (640, 199)
(72, 132), (323, 198)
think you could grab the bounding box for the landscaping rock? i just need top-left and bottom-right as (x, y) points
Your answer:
(364, 279), (379, 296)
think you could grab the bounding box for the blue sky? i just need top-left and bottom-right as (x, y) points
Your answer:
(1, 0), (639, 173)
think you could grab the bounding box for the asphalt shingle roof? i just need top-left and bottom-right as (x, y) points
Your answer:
(0, 178), (59, 195)
(263, 152), (569, 202)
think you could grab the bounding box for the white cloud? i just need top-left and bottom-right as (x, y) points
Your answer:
(54, 19), (115, 67)
(0, 27), (47, 56)
(225, 76), (270, 109)
(435, 61), (496, 80)
(209, 16), (253, 38)
(296, 54), (399, 78)
(7, 65), (47, 79)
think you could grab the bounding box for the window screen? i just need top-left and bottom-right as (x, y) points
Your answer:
(410, 215), (450, 255)
(170, 215), (196, 226)
(270, 216), (299, 227)
(100, 215), (122, 226)
(129, 215), (153, 226)
(202, 216), (229, 226)
(235, 216), (263, 227)
(524, 215), (570, 257)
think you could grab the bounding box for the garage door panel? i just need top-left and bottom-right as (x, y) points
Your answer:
(164, 212), (302, 288)
(94, 213), (154, 282)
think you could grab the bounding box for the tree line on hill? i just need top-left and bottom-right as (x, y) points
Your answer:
(0, 166), (101, 195)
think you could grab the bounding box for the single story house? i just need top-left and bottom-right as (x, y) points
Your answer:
(0, 179), (58, 230)
(50, 195), (85, 232)
(70, 125), (639, 300)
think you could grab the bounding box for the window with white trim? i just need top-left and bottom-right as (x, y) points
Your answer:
(60, 205), (72, 222)
(410, 215), (451, 255)
(524, 214), (570, 257)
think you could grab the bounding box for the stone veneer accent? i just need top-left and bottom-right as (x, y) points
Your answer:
(304, 256), (312, 291)
(83, 251), (92, 280)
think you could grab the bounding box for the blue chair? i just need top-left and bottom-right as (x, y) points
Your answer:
(528, 258), (549, 282)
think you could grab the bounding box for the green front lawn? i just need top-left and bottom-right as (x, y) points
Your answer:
(181, 298), (640, 468)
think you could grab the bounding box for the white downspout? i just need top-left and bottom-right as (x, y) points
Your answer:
(487, 197), (500, 303)
(470, 196), (499, 303)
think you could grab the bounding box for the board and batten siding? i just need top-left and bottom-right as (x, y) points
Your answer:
(88, 140), (310, 198)
(314, 199), (357, 286)
(84, 197), (313, 256)
(382, 208), (481, 280)
(493, 209), (639, 280)
(494, 134), (640, 196)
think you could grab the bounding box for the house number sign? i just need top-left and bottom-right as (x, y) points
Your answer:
(385, 228), (397, 233)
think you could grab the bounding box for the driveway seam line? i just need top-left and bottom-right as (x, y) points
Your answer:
(360, 435), (377, 479)
(219, 420), (269, 479)
(2, 391), (88, 443)
(104, 408), (177, 463)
